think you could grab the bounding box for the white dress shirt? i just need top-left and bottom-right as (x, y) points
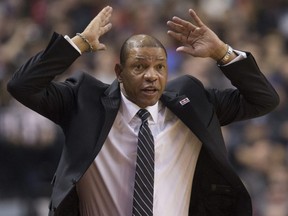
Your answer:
(76, 92), (202, 216)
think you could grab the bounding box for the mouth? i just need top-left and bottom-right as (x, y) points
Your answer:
(141, 87), (159, 95)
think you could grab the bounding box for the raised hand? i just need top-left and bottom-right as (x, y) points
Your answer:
(167, 9), (228, 61)
(73, 6), (113, 52)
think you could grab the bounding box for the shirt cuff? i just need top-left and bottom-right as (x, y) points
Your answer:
(64, 35), (82, 55)
(222, 49), (247, 66)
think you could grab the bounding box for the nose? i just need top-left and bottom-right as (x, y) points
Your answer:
(144, 68), (157, 82)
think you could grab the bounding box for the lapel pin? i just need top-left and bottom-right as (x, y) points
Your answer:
(179, 97), (190, 106)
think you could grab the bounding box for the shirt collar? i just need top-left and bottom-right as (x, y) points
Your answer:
(120, 91), (159, 124)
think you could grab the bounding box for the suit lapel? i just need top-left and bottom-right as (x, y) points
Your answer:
(165, 92), (247, 189)
(93, 80), (121, 155)
(161, 90), (209, 138)
(161, 91), (227, 158)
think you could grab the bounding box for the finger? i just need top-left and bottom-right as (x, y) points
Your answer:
(176, 46), (196, 56)
(100, 6), (113, 17)
(102, 13), (112, 24)
(100, 23), (112, 36)
(103, 6), (113, 19)
(176, 46), (191, 53)
(189, 9), (204, 27)
(167, 21), (187, 34)
(89, 6), (112, 27)
(167, 30), (187, 43)
(94, 6), (112, 27)
(99, 6), (113, 25)
(171, 16), (198, 31)
(97, 43), (107, 51)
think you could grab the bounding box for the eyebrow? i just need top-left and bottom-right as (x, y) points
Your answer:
(134, 56), (166, 61)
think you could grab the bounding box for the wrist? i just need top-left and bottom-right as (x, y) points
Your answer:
(72, 33), (94, 53)
(217, 44), (236, 65)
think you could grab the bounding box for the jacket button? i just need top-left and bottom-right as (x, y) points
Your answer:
(72, 178), (77, 184)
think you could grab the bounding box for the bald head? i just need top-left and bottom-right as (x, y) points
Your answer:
(120, 34), (167, 65)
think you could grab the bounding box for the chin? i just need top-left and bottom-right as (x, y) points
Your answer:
(141, 100), (158, 108)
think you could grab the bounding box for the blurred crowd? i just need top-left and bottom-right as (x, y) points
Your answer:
(0, 0), (288, 215)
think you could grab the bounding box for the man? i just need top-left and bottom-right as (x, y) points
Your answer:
(7, 5), (279, 216)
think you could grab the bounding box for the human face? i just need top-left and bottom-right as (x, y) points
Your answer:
(115, 47), (168, 108)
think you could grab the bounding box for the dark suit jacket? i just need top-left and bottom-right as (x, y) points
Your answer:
(7, 33), (279, 216)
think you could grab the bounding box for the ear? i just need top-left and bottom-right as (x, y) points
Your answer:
(114, 63), (123, 83)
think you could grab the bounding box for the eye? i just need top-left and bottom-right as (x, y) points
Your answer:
(134, 64), (143, 70)
(133, 64), (146, 73)
(156, 64), (165, 71)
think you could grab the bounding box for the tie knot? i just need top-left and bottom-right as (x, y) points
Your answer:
(137, 109), (150, 123)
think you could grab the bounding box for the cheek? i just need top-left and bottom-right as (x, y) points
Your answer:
(159, 75), (168, 88)
(122, 79), (141, 97)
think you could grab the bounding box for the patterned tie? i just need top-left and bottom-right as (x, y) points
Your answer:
(132, 109), (154, 216)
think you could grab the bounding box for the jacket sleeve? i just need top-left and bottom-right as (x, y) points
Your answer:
(207, 53), (279, 126)
(7, 32), (81, 124)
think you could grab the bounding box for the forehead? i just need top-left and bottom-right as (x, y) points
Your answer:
(126, 47), (167, 61)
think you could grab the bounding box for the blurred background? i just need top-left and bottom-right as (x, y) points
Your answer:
(0, 0), (288, 215)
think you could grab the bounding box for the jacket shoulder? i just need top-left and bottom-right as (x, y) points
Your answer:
(166, 75), (205, 92)
(64, 71), (110, 90)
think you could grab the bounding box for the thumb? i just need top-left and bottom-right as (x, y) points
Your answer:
(96, 43), (107, 51)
